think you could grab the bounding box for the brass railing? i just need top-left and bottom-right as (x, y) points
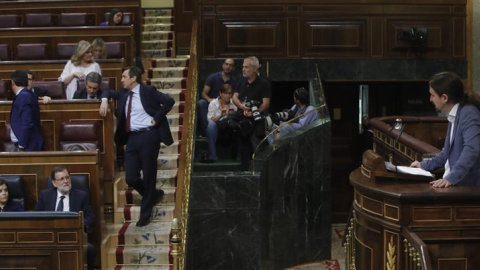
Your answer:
(402, 229), (433, 270)
(171, 18), (199, 270)
(343, 214), (433, 270)
(344, 213), (356, 270)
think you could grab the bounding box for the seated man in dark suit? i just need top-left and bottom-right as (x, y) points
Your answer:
(26, 70), (51, 104)
(34, 165), (95, 270)
(73, 71), (104, 100)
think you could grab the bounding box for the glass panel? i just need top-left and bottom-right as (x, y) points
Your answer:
(252, 64), (331, 173)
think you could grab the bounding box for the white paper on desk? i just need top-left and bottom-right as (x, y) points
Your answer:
(385, 162), (434, 177)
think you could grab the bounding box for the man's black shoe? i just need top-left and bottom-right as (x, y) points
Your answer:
(136, 218), (151, 227)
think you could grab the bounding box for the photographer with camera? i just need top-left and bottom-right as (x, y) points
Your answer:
(267, 87), (318, 144)
(232, 56), (271, 170)
(197, 58), (236, 137)
(200, 84), (238, 163)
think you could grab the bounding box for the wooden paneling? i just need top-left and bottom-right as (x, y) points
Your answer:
(0, 101), (116, 205)
(0, 213), (85, 270)
(0, 26), (135, 65)
(387, 19), (451, 57)
(174, 0), (194, 55)
(217, 19), (285, 56)
(0, 0), (140, 26)
(287, 17), (300, 57)
(303, 19), (367, 57)
(0, 59), (124, 84)
(351, 167), (480, 270)
(370, 18), (384, 57)
(202, 17), (215, 57)
(198, 1), (467, 59)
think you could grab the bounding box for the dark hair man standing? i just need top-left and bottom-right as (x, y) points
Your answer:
(114, 66), (175, 227)
(10, 70), (45, 151)
(411, 71), (480, 187)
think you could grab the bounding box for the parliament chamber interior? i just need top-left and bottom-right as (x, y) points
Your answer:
(0, 0), (479, 270)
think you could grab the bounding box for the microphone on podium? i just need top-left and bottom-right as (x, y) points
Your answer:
(388, 118), (402, 163)
(392, 118), (406, 179)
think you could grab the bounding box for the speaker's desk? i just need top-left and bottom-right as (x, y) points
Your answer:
(348, 166), (480, 270)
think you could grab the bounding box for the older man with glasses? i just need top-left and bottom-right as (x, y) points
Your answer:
(35, 165), (96, 270)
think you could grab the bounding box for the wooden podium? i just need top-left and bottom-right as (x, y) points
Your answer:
(346, 150), (480, 270)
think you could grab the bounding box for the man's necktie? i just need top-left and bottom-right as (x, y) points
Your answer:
(56, 195), (65, 211)
(125, 91), (133, 133)
(90, 95), (95, 100)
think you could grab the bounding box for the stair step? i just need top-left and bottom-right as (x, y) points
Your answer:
(114, 266), (171, 270)
(148, 67), (188, 78)
(144, 17), (174, 24)
(193, 161), (243, 172)
(116, 204), (175, 223)
(109, 222), (171, 246)
(157, 154), (179, 170)
(151, 57), (189, 68)
(144, 9), (173, 17)
(159, 89), (186, 102)
(142, 40), (173, 50)
(194, 139), (238, 160)
(142, 31), (173, 41)
(160, 141), (180, 155)
(141, 48), (173, 59)
(114, 245), (170, 264)
(118, 187), (176, 207)
(166, 113), (183, 127)
(169, 126), (181, 141)
(142, 24), (174, 32)
(148, 77), (186, 90)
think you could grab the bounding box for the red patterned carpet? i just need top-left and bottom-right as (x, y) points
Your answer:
(284, 223), (346, 270)
(284, 260), (341, 270)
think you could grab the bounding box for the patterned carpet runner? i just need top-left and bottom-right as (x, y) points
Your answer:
(283, 260), (341, 270)
(107, 8), (187, 269)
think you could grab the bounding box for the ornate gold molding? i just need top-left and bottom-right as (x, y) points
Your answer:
(386, 235), (396, 270)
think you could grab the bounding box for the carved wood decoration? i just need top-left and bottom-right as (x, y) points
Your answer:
(0, 213), (86, 270)
(350, 168), (480, 270)
(198, 1), (466, 59)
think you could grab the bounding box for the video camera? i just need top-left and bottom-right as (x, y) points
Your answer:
(245, 100), (262, 122)
(264, 109), (295, 131)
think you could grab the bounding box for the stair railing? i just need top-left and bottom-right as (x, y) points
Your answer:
(170, 218), (182, 270)
(402, 228), (433, 270)
(343, 212), (356, 270)
(173, 17), (199, 270)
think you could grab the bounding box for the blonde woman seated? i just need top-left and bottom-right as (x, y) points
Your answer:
(92, 38), (107, 60)
(59, 40), (102, 100)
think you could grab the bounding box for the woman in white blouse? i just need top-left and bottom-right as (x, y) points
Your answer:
(59, 40), (102, 99)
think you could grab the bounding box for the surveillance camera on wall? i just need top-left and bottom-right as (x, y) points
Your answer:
(400, 27), (428, 45)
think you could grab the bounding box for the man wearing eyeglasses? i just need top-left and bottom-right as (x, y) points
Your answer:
(197, 58), (236, 137)
(35, 165), (96, 270)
